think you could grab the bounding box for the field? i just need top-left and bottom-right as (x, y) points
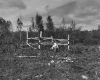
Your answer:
(0, 44), (100, 80)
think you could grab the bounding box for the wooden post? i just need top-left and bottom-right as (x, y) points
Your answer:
(40, 31), (42, 38)
(20, 28), (21, 43)
(68, 34), (70, 50)
(98, 45), (100, 51)
(38, 40), (41, 49)
(19, 25), (22, 47)
(26, 29), (28, 44)
(51, 36), (53, 42)
(38, 31), (42, 49)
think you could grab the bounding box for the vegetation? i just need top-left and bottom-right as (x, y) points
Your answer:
(0, 15), (100, 80)
(36, 13), (44, 33)
(46, 15), (55, 36)
(17, 17), (23, 44)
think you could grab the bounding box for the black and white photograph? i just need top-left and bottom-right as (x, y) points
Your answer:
(0, 0), (100, 80)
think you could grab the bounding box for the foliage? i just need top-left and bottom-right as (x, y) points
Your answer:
(0, 17), (12, 36)
(31, 17), (35, 29)
(0, 14), (100, 80)
(28, 17), (35, 32)
(36, 13), (44, 32)
(0, 17), (12, 44)
(17, 18), (23, 44)
(46, 15), (55, 36)
(17, 18), (23, 31)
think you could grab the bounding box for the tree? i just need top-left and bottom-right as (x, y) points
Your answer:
(98, 25), (100, 30)
(6, 21), (12, 31)
(17, 17), (23, 43)
(46, 15), (54, 36)
(62, 18), (66, 29)
(31, 17), (34, 29)
(70, 20), (76, 30)
(29, 26), (32, 32)
(0, 17), (13, 44)
(0, 18), (12, 36)
(17, 18), (23, 31)
(35, 13), (44, 37)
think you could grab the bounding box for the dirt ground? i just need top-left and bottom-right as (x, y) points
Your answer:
(0, 45), (100, 80)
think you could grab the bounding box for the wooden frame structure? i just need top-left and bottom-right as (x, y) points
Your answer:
(26, 28), (70, 50)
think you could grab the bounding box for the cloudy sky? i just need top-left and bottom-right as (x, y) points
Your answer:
(0, 0), (100, 31)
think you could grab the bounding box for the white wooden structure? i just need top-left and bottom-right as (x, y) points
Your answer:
(26, 28), (70, 50)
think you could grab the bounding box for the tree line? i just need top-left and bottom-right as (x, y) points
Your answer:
(0, 14), (100, 46)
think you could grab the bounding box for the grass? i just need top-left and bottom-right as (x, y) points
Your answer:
(0, 44), (100, 80)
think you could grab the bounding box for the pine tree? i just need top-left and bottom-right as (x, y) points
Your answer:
(35, 13), (44, 35)
(46, 15), (54, 36)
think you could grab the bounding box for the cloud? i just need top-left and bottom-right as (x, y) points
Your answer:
(45, 0), (77, 17)
(46, 0), (100, 30)
(0, 0), (26, 9)
(8, 0), (27, 9)
(75, 0), (100, 18)
(63, 0), (100, 30)
(76, 23), (96, 30)
(75, 7), (99, 18)
(0, 0), (100, 31)
(67, 13), (100, 30)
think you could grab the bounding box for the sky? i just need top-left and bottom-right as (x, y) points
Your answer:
(0, 0), (100, 31)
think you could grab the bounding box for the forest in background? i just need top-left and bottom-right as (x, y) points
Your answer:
(0, 13), (100, 46)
